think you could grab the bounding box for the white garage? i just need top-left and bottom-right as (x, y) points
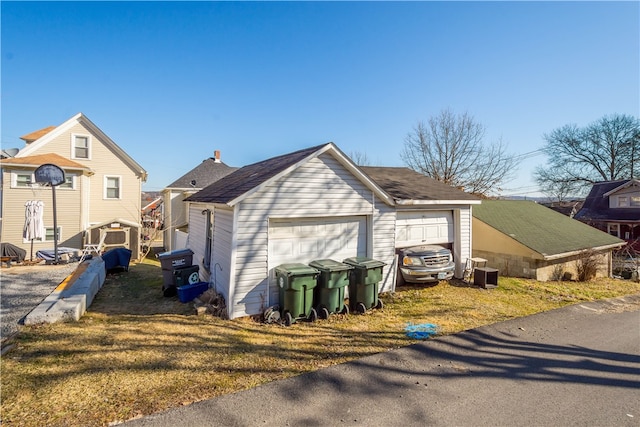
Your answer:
(395, 211), (454, 248)
(185, 145), (479, 319)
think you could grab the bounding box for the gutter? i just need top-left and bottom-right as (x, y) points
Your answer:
(396, 199), (482, 206)
(541, 242), (627, 261)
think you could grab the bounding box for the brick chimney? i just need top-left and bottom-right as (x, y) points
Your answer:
(214, 150), (221, 163)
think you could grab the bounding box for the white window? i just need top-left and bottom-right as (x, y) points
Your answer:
(104, 176), (121, 199)
(44, 226), (61, 242)
(71, 134), (91, 159)
(11, 171), (34, 188)
(23, 226), (60, 243)
(607, 224), (620, 237)
(631, 196), (640, 207)
(58, 174), (76, 190)
(618, 196), (628, 207)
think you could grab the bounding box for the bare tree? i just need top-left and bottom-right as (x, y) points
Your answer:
(534, 167), (581, 203)
(348, 150), (371, 166)
(401, 108), (518, 196)
(535, 114), (639, 196)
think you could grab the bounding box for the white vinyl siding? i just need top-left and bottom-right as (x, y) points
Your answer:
(211, 207), (234, 305)
(371, 203), (397, 293)
(454, 207), (472, 278)
(228, 153), (395, 318)
(609, 186), (640, 209)
(186, 203), (208, 283)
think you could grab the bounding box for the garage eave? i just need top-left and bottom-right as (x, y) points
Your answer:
(396, 199), (482, 206)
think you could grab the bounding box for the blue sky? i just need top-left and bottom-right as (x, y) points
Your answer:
(2, 1), (638, 196)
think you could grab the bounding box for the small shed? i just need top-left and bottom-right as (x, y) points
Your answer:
(472, 200), (626, 281)
(85, 218), (142, 260)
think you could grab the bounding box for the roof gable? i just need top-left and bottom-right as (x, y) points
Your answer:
(575, 179), (640, 222)
(603, 178), (640, 196)
(165, 158), (238, 189)
(473, 200), (625, 257)
(186, 143), (393, 206)
(16, 113), (147, 181)
(20, 126), (56, 143)
(361, 166), (480, 204)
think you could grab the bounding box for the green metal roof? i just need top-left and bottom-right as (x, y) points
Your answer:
(473, 200), (625, 257)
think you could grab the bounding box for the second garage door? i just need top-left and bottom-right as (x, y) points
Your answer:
(396, 211), (453, 248)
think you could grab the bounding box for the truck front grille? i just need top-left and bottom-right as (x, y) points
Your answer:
(421, 255), (450, 267)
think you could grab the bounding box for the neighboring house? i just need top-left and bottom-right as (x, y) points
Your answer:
(0, 113), (147, 260)
(184, 143), (480, 319)
(141, 191), (163, 244)
(162, 150), (236, 251)
(473, 200), (626, 281)
(574, 179), (640, 249)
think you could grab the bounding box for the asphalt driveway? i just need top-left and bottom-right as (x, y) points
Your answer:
(124, 294), (640, 427)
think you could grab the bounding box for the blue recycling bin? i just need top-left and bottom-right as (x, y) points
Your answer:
(102, 248), (132, 272)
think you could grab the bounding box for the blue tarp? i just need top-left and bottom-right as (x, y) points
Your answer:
(102, 248), (132, 272)
(405, 323), (439, 340)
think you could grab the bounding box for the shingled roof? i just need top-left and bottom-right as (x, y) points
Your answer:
(166, 158), (237, 189)
(574, 179), (640, 222)
(185, 144), (329, 204)
(20, 126), (56, 143)
(474, 200), (625, 258)
(0, 153), (91, 172)
(361, 166), (480, 203)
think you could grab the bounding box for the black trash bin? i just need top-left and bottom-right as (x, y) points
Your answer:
(275, 263), (319, 326)
(309, 259), (352, 318)
(157, 249), (194, 296)
(343, 256), (386, 314)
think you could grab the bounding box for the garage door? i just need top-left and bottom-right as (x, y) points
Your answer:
(396, 211), (453, 248)
(269, 216), (367, 268)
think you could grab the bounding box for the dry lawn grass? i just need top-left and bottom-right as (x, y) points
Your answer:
(2, 258), (639, 427)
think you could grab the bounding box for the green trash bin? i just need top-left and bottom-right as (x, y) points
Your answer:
(309, 259), (352, 319)
(343, 256), (387, 314)
(275, 263), (319, 326)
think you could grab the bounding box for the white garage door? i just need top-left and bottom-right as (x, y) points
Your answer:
(396, 211), (453, 248)
(269, 216), (367, 268)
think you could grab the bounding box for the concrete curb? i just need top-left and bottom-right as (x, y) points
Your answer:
(24, 257), (106, 325)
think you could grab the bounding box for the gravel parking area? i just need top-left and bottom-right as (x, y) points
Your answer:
(1, 262), (79, 341)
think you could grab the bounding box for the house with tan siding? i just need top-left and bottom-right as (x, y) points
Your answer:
(473, 200), (625, 281)
(0, 113), (147, 260)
